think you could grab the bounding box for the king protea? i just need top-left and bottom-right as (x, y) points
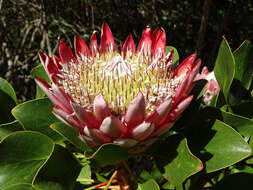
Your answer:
(35, 22), (201, 153)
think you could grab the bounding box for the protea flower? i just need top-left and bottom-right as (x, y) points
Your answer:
(35, 22), (201, 153)
(196, 67), (220, 105)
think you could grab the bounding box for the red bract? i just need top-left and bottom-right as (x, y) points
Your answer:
(36, 22), (201, 153)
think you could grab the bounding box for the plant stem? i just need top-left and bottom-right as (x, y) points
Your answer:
(115, 162), (131, 190)
(84, 179), (117, 190)
(105, 170), (118, 190)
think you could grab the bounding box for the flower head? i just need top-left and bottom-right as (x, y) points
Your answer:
(36, 22), (201, 153)
(196, 67), (220, 105)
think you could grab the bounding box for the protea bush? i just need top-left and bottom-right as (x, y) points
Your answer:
(1, 20), (253, 189)
(35, 22), (201, 153)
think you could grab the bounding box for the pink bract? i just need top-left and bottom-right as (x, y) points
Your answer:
(36, 22), (201, 153)
(196, 66), (220, 105)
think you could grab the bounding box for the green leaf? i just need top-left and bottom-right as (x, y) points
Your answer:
(214, 37), (235, 104)
(209, 93), (219, 107)
(30, 64), (50, 82)
(0, 120), (23, 140)
(246, 157), (253, 164)
(165, 46), (179, 65)
(33, 181), (64, 190)
(0, 77), (17, 104)
(230, 164), (253, 174)
(153, 135), (203, 186)
(202, 107), (253, 141)
(140, 165), (163, 183)
(31, 64), (50, 99)
(3, 184), (37, 190)
(204, 120), (251, 173)
(220, 110), (253, 141)
(162, 181), (175, 190)
(138, 179), (160, 190)
(35, 84), (46, 99)
(90, 144), (128, 166)
(0, 131), (54, 189)
(95, 173), (108, 183)
(233, 40), (253, 90)
(0, 78), (17, 124)
(229, 79), (249, 105)
(50, 122), (92, 152)
(231, 101), (253, 119)
(34, 145), (81, 190)
(140, 170), (153, 181)
(12, 98), (63, 142)
(76, 165), (94, 185)
(249, 137), (253, 156)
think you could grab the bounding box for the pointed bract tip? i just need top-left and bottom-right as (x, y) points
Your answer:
(59, 39), (64, 44)
(146, 98), (172, 126)
(100, 116), (123, 138)
(102, 22), (109, 28)
(146, 25), (151, 30)
(124, 92), (145, 128)
(93, 94), (111, 122)
(75, 34), (91, 58)
(70, 101), (98, 129)
(38, 50), (47, 63)
(151, 27), (166, 57)
(193, 59), (201, 71)
(122, 34), (136, 57)
(137, 91), (144, 96)
(137, 26), (152, 54)
(173, 52), (197, 77)
(90, 31), (97, 40)
(100, 22), (115, 53)
(131, 122), (154, 141)
(38, 50), (45, 57)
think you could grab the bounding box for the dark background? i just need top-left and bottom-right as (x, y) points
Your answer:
(0, 0), (252, 101)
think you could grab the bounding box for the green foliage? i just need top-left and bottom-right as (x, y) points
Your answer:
(31, 64), (50, 98)
(0, 131), (54, 189)
(90, 144), (128, 167)
(203, 108), (253, 141)
(203, 120), (251, 172)
(0, 78), (17, 104)
(51, 122), (92, 153)
(138, 179), (160, 190)
(12, 98), (63, 142)
(233, 40), (253, 90)
(0, 120), (23, 140)
(214, 37), (235, 104)
(76, 164), (93, 185)
(0, 78), (17, 124)
(152, 135), (203, 186)
(34, 145), (81, 190)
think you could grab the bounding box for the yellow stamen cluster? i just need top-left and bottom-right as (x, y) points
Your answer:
(59, 50), (181, 115)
